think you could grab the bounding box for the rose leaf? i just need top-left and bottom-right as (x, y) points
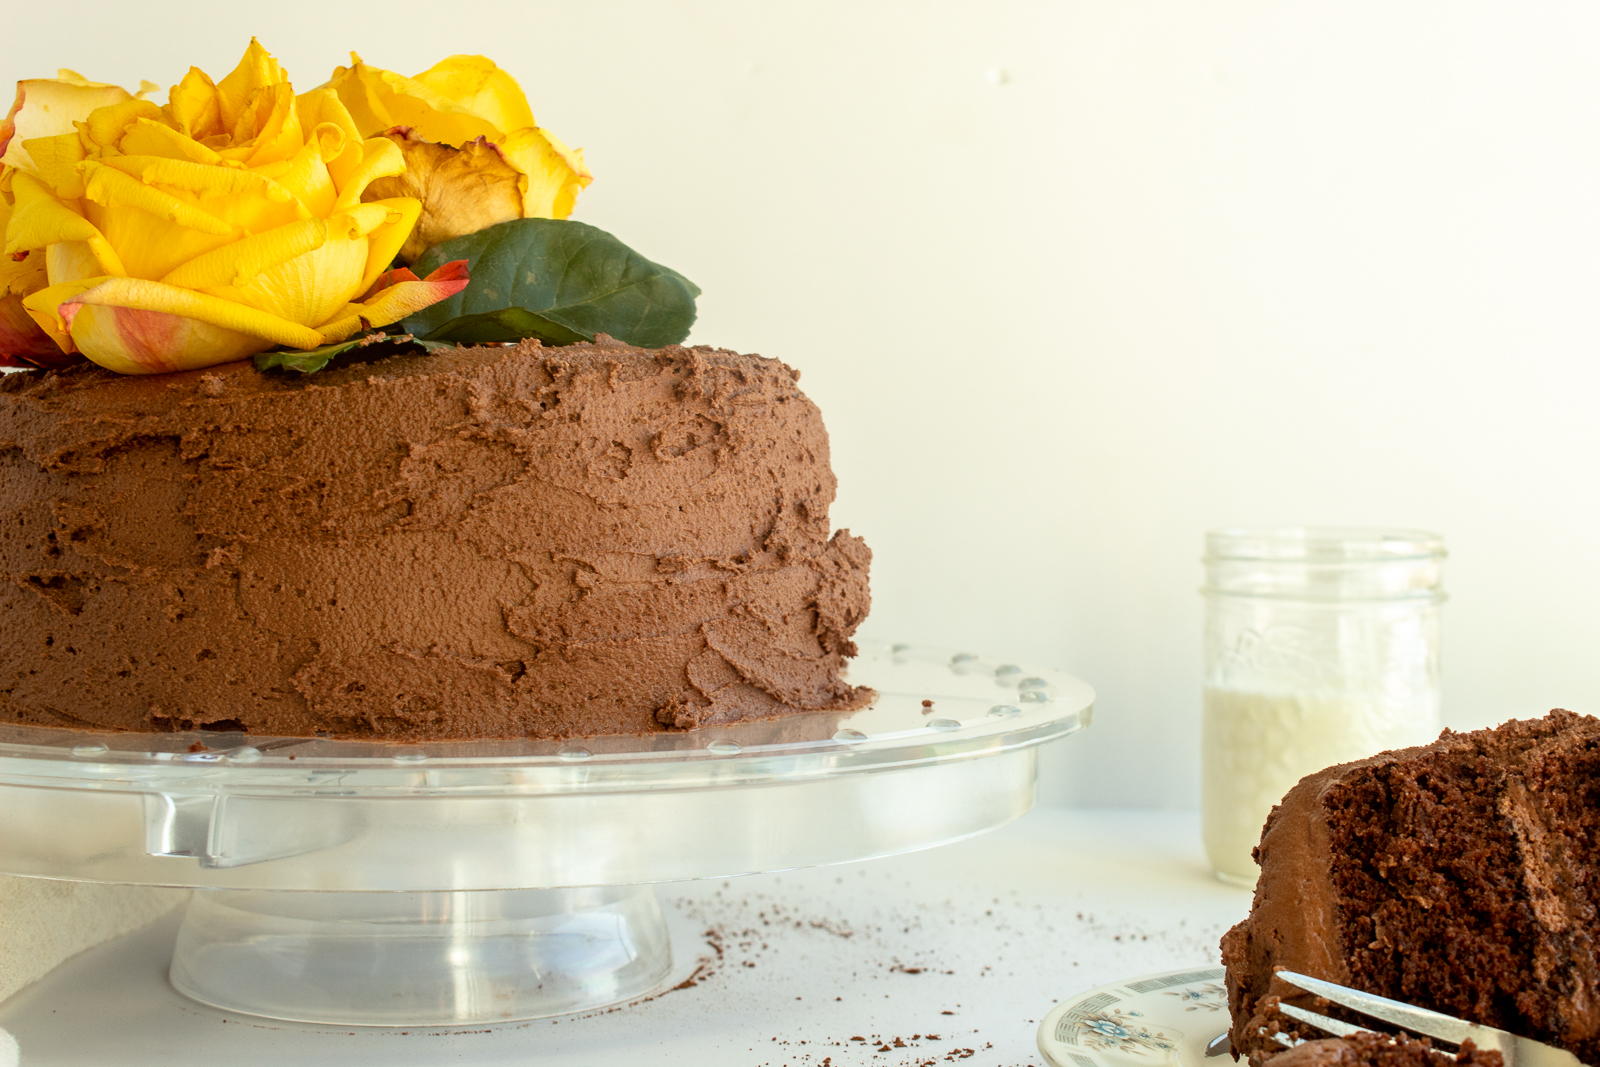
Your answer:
(402, 218), (699, 348)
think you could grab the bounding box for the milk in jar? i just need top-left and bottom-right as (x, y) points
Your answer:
(1200, 528), (1445, 885)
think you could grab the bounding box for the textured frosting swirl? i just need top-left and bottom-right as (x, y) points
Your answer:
(0, 339), (872, 739)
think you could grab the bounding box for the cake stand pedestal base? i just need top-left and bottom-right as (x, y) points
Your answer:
(168, 886), (672, 1026)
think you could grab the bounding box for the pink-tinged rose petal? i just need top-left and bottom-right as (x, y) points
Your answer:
(358, 258), (469, 305)
(358, 265), (421, 301)
(325, 259), (471, 338)
(60, 301), (183, 374)
(423, 259), (470, 286)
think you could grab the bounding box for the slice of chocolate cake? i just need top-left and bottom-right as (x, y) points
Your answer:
(1222, 710), (1600, 1066)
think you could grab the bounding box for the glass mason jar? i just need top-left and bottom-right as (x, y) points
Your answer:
(1201, 527), (1445, 885)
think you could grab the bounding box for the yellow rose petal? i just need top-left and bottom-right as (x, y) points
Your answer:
(20, 310), (78, 356)
(117, 118), (223, 165)
(167, 67), (222, 139)
(0, 74), (134, 175)
(67, 300), (269, 374)
(498, 126), (592, 220)
(80, 161), (235, 236)
(213, 225), (368, 328)
(83, 99), (163, 150)
(0, 192), (46, 300)
(0, 246), (45, 297)
(332, 136), (406, 212)
(294, 90), (359, 161)
(218, 82), (301, 167)
(327, 55), (500, 145)
(80, 198), (233, 284)
(411, 55), (536, 136)
(319, 258), (468, 341)
(295, 89), (366, 192)
(272, 139), (337, 217)
(215, 39), (288, 133)
(100, 155), (292, 204)
(307, 119), (349, 167)
(323, 56), (390, 140)
(6, 172), (125, 275)
(21, 275), (104, 339)
(56, 276), (323, 349)
(45, 240), (108, 286)
(355, 196), (421, 291)
(314, 314), (367, 344)
(19, 132), (87, 198)
(160, 217), (329, 289)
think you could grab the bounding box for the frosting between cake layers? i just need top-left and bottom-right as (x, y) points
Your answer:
(0, 339), (872, 739)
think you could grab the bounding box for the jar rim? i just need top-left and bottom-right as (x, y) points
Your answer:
(1204, 526), (1446, 562)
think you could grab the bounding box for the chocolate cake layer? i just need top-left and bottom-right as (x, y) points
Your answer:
(0, 339), (873, 739)
(1222, 711), (1600, 1066)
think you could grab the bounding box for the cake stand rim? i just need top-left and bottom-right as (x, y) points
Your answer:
(0, 639), (1094, 795)
(0, 640), (1091, 891)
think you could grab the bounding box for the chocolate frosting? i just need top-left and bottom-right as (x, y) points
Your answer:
(1222, 756), (1360, 1051)
(0, 339), (873, 739)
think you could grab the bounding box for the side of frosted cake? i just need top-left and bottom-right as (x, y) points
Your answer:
(0, 339), (872, 739)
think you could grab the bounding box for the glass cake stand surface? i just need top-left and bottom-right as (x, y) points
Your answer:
(0, 641), (1092, 1027)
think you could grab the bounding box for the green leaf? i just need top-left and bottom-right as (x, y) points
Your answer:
(254, 332), (459, 375)
(254, 336), (372, 374)
(403, 218), (699, 348)
(420, 307), (589, 347)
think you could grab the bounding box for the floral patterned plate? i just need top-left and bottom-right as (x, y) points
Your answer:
(1037, 966), (1228, 1067)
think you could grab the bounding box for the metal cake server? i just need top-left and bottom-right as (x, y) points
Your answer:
(1273, 971), (1586, 1067)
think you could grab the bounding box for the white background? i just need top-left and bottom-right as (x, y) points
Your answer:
(6, 1), (1598, 808)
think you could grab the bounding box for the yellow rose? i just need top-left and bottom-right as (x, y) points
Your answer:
(3, 41), (467, 375)
(327, 54), (592, 263)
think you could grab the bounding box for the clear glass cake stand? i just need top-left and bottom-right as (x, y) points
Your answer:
(0, 641), (1092, 1027)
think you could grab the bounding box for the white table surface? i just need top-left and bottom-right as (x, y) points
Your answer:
(0, 808), (1253, 1067)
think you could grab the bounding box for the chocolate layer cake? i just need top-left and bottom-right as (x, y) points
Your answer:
(1222, 711), (1600, 1065)
(0, 339), (873, 739)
